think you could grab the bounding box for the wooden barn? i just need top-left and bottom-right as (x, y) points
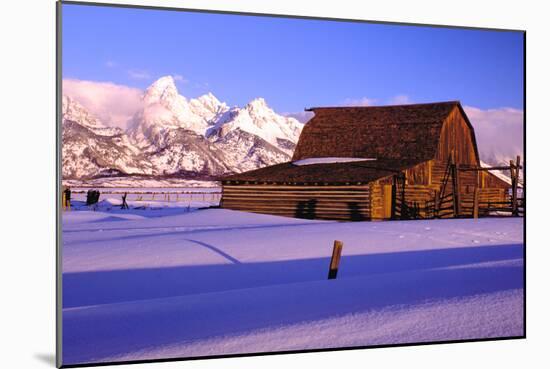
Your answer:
(220, 101), (520, 221)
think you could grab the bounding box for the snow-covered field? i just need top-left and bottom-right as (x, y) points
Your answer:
(63, 177), (220, 188)
(61, 203), (524, 366)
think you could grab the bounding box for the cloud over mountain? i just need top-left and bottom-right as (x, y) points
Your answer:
(63, 79), (143, 129)
(464, 105), (524, 166)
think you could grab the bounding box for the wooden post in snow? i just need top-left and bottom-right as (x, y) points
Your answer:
(328, 240), (343, 280)
(62, 187), (71, 211)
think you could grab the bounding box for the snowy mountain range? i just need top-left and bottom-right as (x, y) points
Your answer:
(62, 76), (303, 180)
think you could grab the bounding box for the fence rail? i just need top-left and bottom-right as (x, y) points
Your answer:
(70, 190), (221, 195)
(67, 189), (223, 206)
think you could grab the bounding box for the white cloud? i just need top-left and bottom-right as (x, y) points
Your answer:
(105, 60), (117, 68)
(342, 97), (378, 106)
(173, 74), (188, 83)
(464, 106), (524, 166)
(389, 94), (412, 105)
(342, 95), (413, 107)
(63, 79), (143, 129)
(284, 111), (314, 123)
(127, 69), (151, 80)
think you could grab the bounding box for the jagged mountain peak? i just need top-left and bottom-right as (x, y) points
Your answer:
(143, 75), (179, 103)
(208, 97), (303, 153)
(190, 92), (228, 119)
(246, 97), (269, 110)
(197, 92), (219, 104)
(131, 76), (210, 141)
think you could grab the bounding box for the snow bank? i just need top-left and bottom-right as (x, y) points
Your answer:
(61, 209), (524, 365)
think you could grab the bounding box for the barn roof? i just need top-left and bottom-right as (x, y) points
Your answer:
(292, 101), (463, 162)
(222, 158), (424, 185)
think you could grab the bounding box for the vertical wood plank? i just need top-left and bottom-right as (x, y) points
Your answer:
(391, 176), (397, 220)
(383, 185), (392, 219)
(473, 187), (479, 219)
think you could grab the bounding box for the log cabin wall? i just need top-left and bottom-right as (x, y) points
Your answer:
(221, 184), (372, 221)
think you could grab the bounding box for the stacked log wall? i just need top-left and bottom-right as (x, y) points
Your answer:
(221, 184), (372, 221)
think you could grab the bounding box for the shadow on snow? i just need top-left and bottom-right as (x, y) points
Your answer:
(63, 243), (523, 308)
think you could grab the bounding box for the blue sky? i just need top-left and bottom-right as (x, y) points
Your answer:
(62, 3), (524, 113)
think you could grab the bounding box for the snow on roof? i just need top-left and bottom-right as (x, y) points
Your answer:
(293, 157), (376, 166)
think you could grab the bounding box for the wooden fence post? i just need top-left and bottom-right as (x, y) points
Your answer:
(510, 159), (518, 216)
(328, 240), (344, 280)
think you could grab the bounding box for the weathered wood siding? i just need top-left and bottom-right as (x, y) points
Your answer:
(221, 184), (372, 221)
(369, 182), (384, 220)
(436, 106), (479, 165)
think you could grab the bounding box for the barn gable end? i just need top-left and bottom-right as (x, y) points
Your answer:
(436, 105), (480, 165)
